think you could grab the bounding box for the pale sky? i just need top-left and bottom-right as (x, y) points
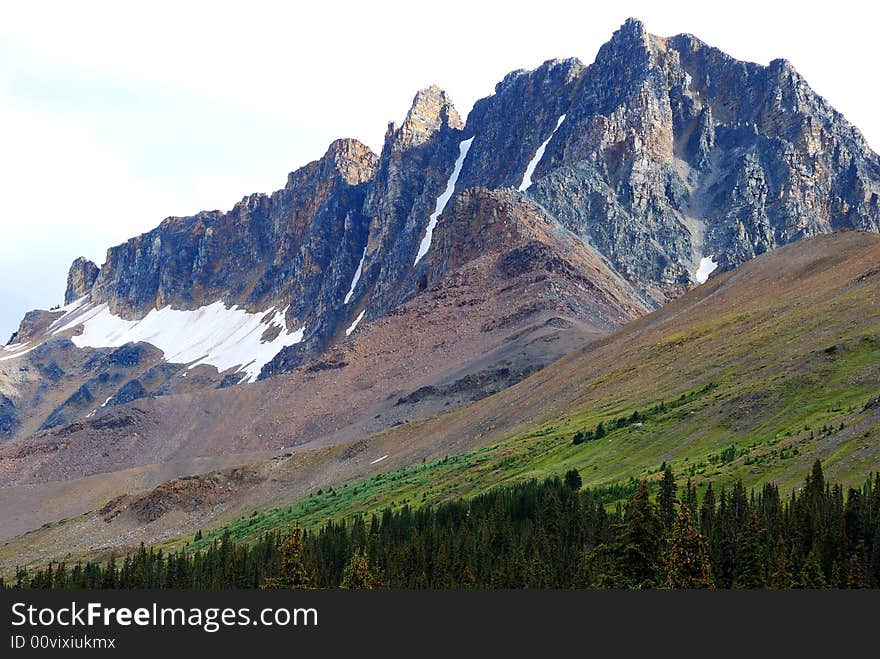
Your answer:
(1, 0), (878, 341)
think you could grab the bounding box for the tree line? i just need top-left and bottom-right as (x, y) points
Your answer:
(5, 460), (879, 589)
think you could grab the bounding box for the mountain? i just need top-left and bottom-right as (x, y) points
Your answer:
(0, 18), (878, 568)
(2, 230), (877, 570)
(6, 21), (879, 388)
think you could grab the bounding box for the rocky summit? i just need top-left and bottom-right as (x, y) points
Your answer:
(0, 18), (878, 502)
(14, 20), (877, 364)
(19, 20), (877, 371)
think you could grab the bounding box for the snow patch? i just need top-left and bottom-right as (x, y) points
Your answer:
(414, 137), (474, 265)
(47, 296), (89, 332)
(518, 114), (566, 191)
(53, 301), (304, 383)
(100, 396), (113, 408)
(370, 455), (388, 465)
(695, 256), (718, 284)
(344, 246), (367, 305)
(4, 342), (28, 351)
(345, 309), (366, 337)
(0, 342), (38, 362)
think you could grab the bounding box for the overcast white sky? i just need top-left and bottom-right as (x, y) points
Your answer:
(1, 0), (878, 340)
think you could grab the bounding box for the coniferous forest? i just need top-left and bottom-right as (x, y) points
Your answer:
(5, 461), (879, 589)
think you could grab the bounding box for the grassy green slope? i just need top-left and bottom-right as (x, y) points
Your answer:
(183, 231), (880, 551)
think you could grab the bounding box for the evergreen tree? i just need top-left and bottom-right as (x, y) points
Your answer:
(614, 481), (663, 588)
(340, 549), (382, 589)
(733, 512), (766, 589)
(564, 469), (583, 491)
(657, 465), (677, 531)
(870, 526), (880, 588)
(683, 478), (699, 516)
(663, 505), (714, 588)
(261, 527), (314, 589)
(769, 535), (792, 589)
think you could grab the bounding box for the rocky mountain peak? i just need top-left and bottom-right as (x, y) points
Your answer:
(596, 17), (653, 64)
(396, 86), (463, 148)
(495, 58), (585, 95)
(7, 18), (880, 392)
(64, 257), (100, 304)
(286, 138), (378, 190)
(322, 138), (379, 185)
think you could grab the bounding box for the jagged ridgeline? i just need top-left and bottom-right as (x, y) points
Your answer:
(1, 19), (879, 578)
(4, 18), (878, 386)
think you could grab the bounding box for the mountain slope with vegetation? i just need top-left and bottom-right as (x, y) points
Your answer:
(2, 230), (877, 573)
(7, 461), (879, 589)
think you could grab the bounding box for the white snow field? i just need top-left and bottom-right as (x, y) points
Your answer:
(345, 308), (366, 336)
(46, 300), (304, 383)
(414, 137), (475, 266)
(0, 342), (38, 361)
(344, 246), (367, 305)
(518, 114), (566, 191)
(695, 256), (719, 284)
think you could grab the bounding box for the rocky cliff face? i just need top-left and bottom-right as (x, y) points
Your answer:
(360, 86), (465, 315)
(527, 19), (880, 297)
(64, 258), (100, 305)
(451, 19), (880, 303)
(89, 139), (377, 329)
(13, 18), (880, 385)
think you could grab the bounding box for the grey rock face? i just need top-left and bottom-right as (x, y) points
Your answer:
(362, 86), (465, 312)
(0, 393), (19, 439)
(7, 309), (64, 345)
(529, 19), (879, 299)
(64, 258), (100, 305)
(89, 139), (377, 331)
(458, 58), (585, 190)
(264, 87), (468, 372)
(30, 18), (880, 380)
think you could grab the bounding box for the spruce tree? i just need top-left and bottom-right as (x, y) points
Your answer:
(769, 535), (792, 589)
(340, 549), (382, 589)
(657, 465), (677, 531)
(261, 527), (314, 589)
(733, 512), (766, 589)
(663, 505), (714, 588)
(614, 480), (663, 588)
(847, 553), (865, 589)
(564, 469), (583, 491)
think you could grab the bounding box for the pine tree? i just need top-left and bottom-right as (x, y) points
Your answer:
(340, 549), (382, 589)
(847, 543), (867, 589)
(614, 481), (663, 588)
(261, 527), (314, 589)
(769, 535), (792, 589)
(564, 469), (583, 491)
(683, 479), (699, 517)
(700, 482), (716, 538)
(663, 505), (714, 588)
(795, 547), (822, 586)
(657, 465), (677, 532)
(733, 512), (766, 589)
(870, 526), (880, 588)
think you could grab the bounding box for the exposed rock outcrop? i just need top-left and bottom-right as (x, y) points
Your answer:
(6, 17), (880, 384)
(64, 257), (100, 304)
